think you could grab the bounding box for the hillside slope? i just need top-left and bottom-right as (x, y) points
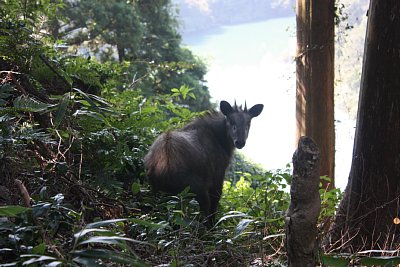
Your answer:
(173, 0), (295, 34)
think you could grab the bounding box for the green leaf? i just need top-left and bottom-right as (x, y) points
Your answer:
(77, 236), (151, 247)
(0, 261), (18, 266)
(128, 218), (168, 230)
(0, 248), (14, 253)
(0, 84), (14, 94)
(215, 211), (251, 226)
(88, 94), (111, 107)
(45, 261), (63, 267)
(73, 110), (111, 126)
(173, 215), (190, 227)
(234, 219), (254, 238)
(360, 256), (400, 266)
(320, 254), (349, 267)
(31, 243), (46, 254)
(264, 218), (283, 223)
(53, 94), (70, 128)
(13, 96), (54, 112)
(262, 233), (285, 240)
(20, 255), (58, 265)
(0, 114), (15, 122)
(0, 84), (13, 106)
(72, 256), (102, 267)
(73, 88), (95, 105)
(70, 249), (148, 266)
(358, 249), (399, 254)
(188, 92), (196, 99)
(84, 218), (128, 229)
(0, 206), (31, 217)
(131, 182), (141, 195)
(73, 228), (112, 240)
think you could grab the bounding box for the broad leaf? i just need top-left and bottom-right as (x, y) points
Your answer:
(215, 211), (250, 226)
(320, 254), (349, 267)
(360, 256), (400, 266)
(84, 218), (127, 228)
(234, 219), (254, 238)
(73, 228), (112, 240)
(0, 206), (31, 217)
(53, 94), (70, 128)
(71, 249), (147, 266)
(20, 255), (58, 265)
(13, 96), (54, 112)
(77, 236), (152, 247)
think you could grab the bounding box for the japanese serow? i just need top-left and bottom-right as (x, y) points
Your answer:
(144, 100), (263, 224)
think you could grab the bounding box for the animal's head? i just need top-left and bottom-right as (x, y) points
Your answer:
(220, 100), (263, 149)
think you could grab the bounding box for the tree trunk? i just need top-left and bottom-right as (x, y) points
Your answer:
(117, 45), (126, 63)
(326, 0), (400, 252)
(285, 136), (321, 267)
(296, 0), (335, 189)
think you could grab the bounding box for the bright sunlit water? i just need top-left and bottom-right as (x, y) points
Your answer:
(182, 17), (353, 190)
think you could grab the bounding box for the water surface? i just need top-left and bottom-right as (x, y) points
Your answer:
(183, 17), (297, 170)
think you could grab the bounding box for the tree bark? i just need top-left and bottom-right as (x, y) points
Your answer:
(285, 136), (321, 267)
(296, 0), (335, 189)
(327, 0), (400, 252)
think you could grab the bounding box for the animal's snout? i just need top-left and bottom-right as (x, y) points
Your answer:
(235, 140), (245, 149)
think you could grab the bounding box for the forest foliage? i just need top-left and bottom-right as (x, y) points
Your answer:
(1, 0), (394, 266)
(0, 1), (293, 265)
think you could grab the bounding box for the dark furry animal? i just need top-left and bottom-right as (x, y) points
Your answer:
(144, 100), (263, 224)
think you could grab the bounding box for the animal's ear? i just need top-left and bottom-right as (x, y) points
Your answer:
(220, 101), (233, 116)
(248, 104), (264, 118)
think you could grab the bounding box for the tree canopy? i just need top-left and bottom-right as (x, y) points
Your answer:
(1, 0), (398, 266)
(43, 0), (211, 111)
(0, 0), (292, 265)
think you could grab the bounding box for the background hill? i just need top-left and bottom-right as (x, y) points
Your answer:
(173, 0), (295, 34)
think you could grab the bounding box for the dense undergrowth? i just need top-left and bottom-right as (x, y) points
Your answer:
(2, 1), (396, 266)
(0, 2), (293, 265)
(0, 169), (294, 266)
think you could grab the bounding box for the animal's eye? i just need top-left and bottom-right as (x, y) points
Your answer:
(232, 125), (237, 131)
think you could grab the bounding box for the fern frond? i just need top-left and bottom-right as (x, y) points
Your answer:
(13, 95), (55, 113)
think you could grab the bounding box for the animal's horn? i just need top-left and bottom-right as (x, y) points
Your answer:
(244, 101), (247, 112)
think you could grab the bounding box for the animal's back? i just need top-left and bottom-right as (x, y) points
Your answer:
(144, 129), (208, 193)
(144, 113), (232, 194)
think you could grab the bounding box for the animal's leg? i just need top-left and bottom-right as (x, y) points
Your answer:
(194, 190), (210, 216)
(208, 185), (223, 225)
(192, 188), (214, 226)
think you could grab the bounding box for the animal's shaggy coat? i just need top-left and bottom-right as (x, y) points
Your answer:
(144, 101), (263, 223)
